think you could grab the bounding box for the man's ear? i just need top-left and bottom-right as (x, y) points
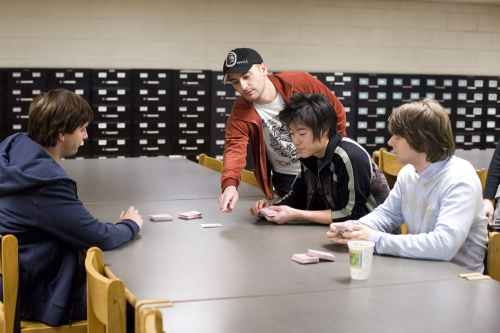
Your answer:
(260, 63), (268, 76)
(321, 127), (330, 139)
(58, 132), (66, 142)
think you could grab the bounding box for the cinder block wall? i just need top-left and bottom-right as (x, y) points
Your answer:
(0, 0), (499, 75)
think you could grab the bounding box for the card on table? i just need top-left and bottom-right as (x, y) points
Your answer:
(200, 223), (223, 228)
(179, 211), (202, 219)
(307, 249), (336, 261)
(149, 213), (173, 222)
(291, 253), (320, 264)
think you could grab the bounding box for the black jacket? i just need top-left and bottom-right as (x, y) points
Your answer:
(275, 135), (390, 222)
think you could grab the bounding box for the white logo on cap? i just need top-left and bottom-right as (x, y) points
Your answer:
(226, 52), (237, 67)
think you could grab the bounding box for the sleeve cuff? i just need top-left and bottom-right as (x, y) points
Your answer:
(117, 219), (140, 238)
(368, 231), (383, 253)
(222, 179), (238, 192)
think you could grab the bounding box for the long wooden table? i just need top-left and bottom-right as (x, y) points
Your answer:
(61, 157), (500, 332)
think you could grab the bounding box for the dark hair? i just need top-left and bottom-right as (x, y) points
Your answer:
(388, 98), (455, 163)
(28, 89), (93, 147)
(278, 93), (338, 141)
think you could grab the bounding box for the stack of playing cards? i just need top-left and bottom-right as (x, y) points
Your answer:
(307, 249), (336, 261)
(259, 207), (278, 217)
(149, 214), (173, 222)
(334, 224), (353, 234)
(292, 254), (319, 264)
(292, 249), (336, 264)
(178, 211), (202, 220)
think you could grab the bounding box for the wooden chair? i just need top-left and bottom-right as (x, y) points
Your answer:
(0, 234), (87, 333)
(0, 234), (19, 333)
(198, 153), (223, 173)
(199, 153), (259, 188)
(377, 148), (408, 235)
(378, 148), (405, 190)
(487, 232), (500, 282)
(476, 168), (488, 196)
(85, 247), (126, 333)
(139, 308), (163, 333)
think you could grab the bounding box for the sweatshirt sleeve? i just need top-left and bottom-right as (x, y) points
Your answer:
(355, 168), (479, 262)
(484, 140), (500, 200)
(36, 180), (140, 251)
(352, 168), (406, 232)
(221, 109), (251, 192)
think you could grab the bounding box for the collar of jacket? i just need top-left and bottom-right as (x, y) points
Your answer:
(300, 134), (344, 175)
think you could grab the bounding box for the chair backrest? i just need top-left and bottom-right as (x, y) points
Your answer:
(140, 308), (164, 333)
(199, 154), (223, 173)
(241, 169), (259, 188)
(476, 169), (488, 196)
(0, 234), (19, 333)
(199, 154), (260, 188)
(85, 247), (126, 333)
(378, 148), (405, 190)
(488, 232), (500, 282)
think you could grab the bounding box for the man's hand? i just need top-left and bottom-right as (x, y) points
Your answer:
(218, 186), (239, 212)
(262, 205), (298, 225)
(119, 206), (144, 230)
(484, 198), (495, 225)
(249, 199), (270, 216)
(326, 222), (373, 244)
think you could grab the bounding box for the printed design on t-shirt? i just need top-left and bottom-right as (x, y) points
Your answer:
(262, 117), (299, 166)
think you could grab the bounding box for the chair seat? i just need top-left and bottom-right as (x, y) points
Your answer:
(20, 320), (87, 332)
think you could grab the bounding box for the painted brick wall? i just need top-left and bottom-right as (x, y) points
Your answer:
(0, 0), (499, 75)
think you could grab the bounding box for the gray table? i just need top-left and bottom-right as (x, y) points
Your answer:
(60, 156), (264, 202)
(160, 278), (500, 333)
(70, 156), (499, 332)
(93, 197), (468, 304)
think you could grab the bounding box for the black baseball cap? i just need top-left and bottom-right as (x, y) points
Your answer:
(222, 48), (264, 84)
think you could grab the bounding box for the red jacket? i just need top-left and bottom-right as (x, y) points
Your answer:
(221, 71), (347, 199)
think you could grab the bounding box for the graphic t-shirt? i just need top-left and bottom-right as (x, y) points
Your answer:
(253, 92), (301, 175)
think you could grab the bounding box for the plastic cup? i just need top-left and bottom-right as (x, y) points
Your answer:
(347, 241), (375, 280)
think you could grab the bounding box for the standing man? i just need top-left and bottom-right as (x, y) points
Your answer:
(483, 139), (500, 225)
(249, 93), (389, 225)
(327, 98), (488, 272)
(218, 48), (347, 212)
(0, 89), (143, 326)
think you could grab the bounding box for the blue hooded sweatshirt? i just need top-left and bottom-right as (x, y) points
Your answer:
(0, 133), (140, 326)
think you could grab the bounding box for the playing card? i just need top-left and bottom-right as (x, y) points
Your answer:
(259, 207), (278, 217)
(200, 223), (223, 228)
(291, 253), (319, 264)
(179, 211), (202, 219)
(149, 214), (173, 222)
(307, 249), (336, 261)
(334, 224), (353, 233)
